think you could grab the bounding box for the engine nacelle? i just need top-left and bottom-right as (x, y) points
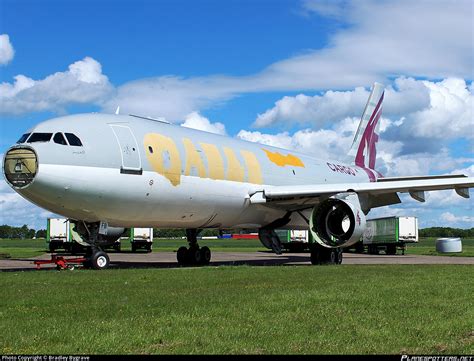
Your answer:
(309, 192), (366, 248)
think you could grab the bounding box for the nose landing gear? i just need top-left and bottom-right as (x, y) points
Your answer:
(87, 249), (110, 270)
(177, 229), (212, 266)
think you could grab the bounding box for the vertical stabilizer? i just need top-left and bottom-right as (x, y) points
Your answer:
(347, 82), (384, 170)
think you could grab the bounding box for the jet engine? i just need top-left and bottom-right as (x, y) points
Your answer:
(309, 192), (366, 248)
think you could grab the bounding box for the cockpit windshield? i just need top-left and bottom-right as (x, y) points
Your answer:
(16, 133), (31, 143)
(27, 133), (53, 143)
(18, 132), (83, 146)
(65, 133), (83, 146)
(53, 133), (68, 145)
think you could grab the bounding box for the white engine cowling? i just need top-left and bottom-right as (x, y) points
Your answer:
(309, 192), (366, 248)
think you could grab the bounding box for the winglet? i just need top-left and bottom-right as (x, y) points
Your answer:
(347, 82), (385, 170)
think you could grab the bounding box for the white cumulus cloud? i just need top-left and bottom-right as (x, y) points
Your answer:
(0, 34), (14, 65)
(181, 111), (227, 135)
(440, 212), (474, 225)
(0, 57), (113, 115)
(254, 77), (431, 128)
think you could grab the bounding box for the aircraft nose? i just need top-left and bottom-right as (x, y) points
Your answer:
(3, 146), (38, 189)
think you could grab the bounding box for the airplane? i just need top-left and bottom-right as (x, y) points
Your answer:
(3, 83), (473, 269)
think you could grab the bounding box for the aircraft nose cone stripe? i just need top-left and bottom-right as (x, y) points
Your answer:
(3, 147), (38, 189)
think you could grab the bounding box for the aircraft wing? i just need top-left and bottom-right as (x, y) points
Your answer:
(249, 174), (474, 211)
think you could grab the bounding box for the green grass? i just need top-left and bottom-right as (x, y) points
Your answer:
(406, 237), (474, 257)
(0, 265), (472, 354)
(0, 238), (48, 259)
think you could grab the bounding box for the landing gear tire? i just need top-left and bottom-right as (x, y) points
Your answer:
(200, 246), (211, 265)
(177, 246), (188, 265)
(189, 247), (202, 264)
(176, 246), (211, 266)
(310, 246), (342, 265)
(90, 251), (110, 270)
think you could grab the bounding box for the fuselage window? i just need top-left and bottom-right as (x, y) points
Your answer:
(16, 133), (31, 143)
(53, 133), (68, 145)
(148, 146), (154, 153)
(65, 133), (83, 146)
(27, 133), (53, 143)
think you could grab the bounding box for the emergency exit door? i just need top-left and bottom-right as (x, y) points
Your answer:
(109, 124), (142, 174)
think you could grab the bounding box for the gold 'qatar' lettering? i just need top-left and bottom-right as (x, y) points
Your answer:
(144, 133), (182, 186)
(183, 138), (206, 178)
(200, 142), (225, 180)
(223, 147), (245, 182)
(145, 133), (264, 185)
(240, 150), (263, 184)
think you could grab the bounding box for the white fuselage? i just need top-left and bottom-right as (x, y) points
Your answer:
(4, 114), (376, 230)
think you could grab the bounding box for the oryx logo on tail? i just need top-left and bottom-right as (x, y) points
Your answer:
(347, 82), (385, 180)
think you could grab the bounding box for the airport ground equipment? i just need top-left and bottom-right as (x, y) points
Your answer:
(46, 218), (70, 252)
(130, 228), (153, 252)
(351, 216), (418, 255)
(276, 230), (312, 252)
(33, 251), (110, 270)
(34, 254), (87, 270)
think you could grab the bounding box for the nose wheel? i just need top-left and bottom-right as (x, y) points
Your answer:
(177, 229), (212, 266)
(84, 249), (110, 270)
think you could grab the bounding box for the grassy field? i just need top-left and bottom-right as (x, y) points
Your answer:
(0, 238), (49, 259)
(406, 237), (474, 257)
(0, 265), (472, 355)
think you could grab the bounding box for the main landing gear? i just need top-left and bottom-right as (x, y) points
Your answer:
(310, 244), (343, 265)
(177, 229), (211, 266)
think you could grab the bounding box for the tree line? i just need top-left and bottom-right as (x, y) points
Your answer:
(0, 225), (46, 239)
(419, 227), (474, 238)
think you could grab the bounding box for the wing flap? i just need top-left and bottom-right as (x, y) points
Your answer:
(250, 175), (473, 208)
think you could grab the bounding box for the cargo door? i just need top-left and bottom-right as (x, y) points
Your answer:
(109, 124), (142, 175)
(398, 217), (418, 243)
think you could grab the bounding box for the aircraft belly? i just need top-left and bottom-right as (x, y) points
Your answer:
(20, 164), (277, 228)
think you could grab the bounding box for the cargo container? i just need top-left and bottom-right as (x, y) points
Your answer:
(130, 228), (153, 252)
(277, 229), (313, 252)
(354, 216), (418, 255)
(46, 218), (70, 252)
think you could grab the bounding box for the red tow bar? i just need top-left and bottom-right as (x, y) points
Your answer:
(34, 254), (87, 270)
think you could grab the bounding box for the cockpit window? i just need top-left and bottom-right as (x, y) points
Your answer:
(16, 133), (31, 143)
(27, 133), (53, 143)
(65, 133), (83, 146)
(53, 132), (68, 145)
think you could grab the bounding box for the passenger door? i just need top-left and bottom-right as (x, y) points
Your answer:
(109, 124), (142, 174)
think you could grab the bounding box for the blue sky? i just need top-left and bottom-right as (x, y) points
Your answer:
(0, 0), (473, 230)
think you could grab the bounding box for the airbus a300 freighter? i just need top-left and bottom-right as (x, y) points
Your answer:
(3, 83), (473, 269)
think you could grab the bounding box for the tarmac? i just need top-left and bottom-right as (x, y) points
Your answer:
(1, 250), (473, 271)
